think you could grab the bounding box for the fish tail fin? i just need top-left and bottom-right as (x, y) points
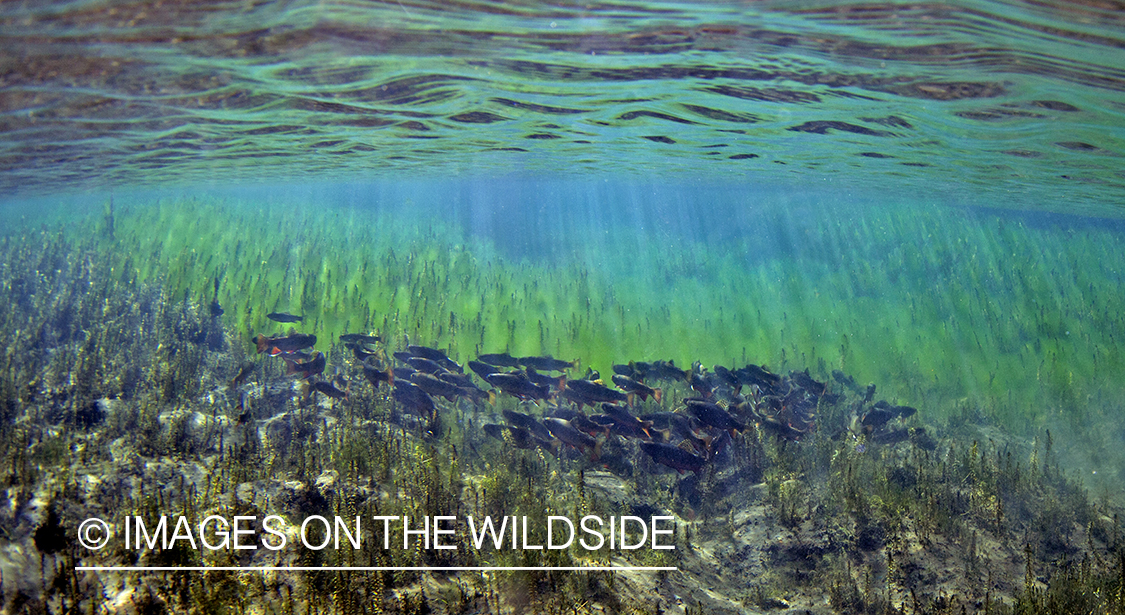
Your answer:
(283, 358), (299, 377)
(255, 334), (269, 354)
(659, 428), (672, 442)
(571, 358), (580, 371)
(556, 375), (567, 390)
(654, 388), (663, 404)
(488, 390), (497, 405)
(591, 438), (602, 462)
(626, 393), (636, 407)
(641, 420), (655, 440)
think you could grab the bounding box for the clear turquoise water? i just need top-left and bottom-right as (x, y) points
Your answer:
(1, 0), (1123, 210)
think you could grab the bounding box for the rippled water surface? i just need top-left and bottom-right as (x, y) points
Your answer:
(1, 0), (1123, 211)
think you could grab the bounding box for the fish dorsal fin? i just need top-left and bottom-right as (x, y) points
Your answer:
(717, 399), (729, 410)
(677, 440), (696, 454)
(287, 327), (296, 336)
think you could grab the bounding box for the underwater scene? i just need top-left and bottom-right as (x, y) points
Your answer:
(2, 0), (1125, 613)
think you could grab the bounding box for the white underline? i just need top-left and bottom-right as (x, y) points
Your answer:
(75, 566), (677, 572)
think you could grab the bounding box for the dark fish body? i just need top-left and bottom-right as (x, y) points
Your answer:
(568, 413), (609, 437)
(256, 333), (317, 355)
(410, 372), (461, 401)
(393, 351), (416, 364)
(518, 355), (578, 372)
(348, 344), (377, 361)
(645, 360), (689, 382)
(525, 367), (565, 389)
(545, 406), (583, 421)
(686, 370), (714, 398)
(267, 312), (305, 323)
(713, 365), (741, 389)
(362, 359), (393, 389)
(611, 375), (661, 403)
(340, 333), (381, 345)
(863, 383), (877, 404)
(612, 364), (638, 379)
(483, 423), (506, 440)
(641, 412), (698, 436)
(436, 371), (475, 389)
(393, 380), (436, 418)
(872, 428), (909, 445)
(542, 418), (601, 459)
(832, 369), (859, 391)
(599, 403), (655, 438)
(685, 399), (745, 432)
(393, 366), (417, 380)
(605, 417), (652, 439)
(639, 442), (706, 474)
(469, 360), (501, 381)
(502, 410), (554, 442)
(486, 373), (549, 400)
(284, 351), (326, 380)
(312, 380), (347, 399)
(790, 369), (827, 397)
(478, 353), (522, 368)
(873, 400), (918, 419)
(406, 356), (447, 374)
(406, 345), (462, 373)
(757, 417), (806, 440)
(564, 379), (628, 404)
(228, 363), (254, 389)
(736, 364), (781, 391)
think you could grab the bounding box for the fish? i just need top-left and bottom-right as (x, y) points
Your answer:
(255, 332), (317, 355)
(228, 363), (254, 390)
(347, 343), (378, 362)
(563, 379), (628, 405)
(284, 351), (326, 380)
(735, 364), (781, 391)
(642, 412), (703, 442)
(713, 365), (741, 390)
(406, 345), (462, 373)
(393, 379), (436, 419)
(685, 399), (745, 433)
(567, 413), (610, 438)
(756, 417), (807, 440)
(410, 372), (461, 401)
(267, 312), (305, 323)
(872, 400), (918, 419)
(542, 418), (601, 460)
(644, 360), (690, 382)
(832, 369), (859, 391)
(612, 364), (640, 380)
(477, 352), (522, 368)
(340, 333), (382, 345)
(639, 441), (706, 474)
(599, 403), (655, 438)
(405, 356), (447, 375)
(502, 410), (554, 442)
(468, 360), (502, 381)
(862, 401), (917, 429)
(611, 374), (662, 404)
(789, 369), (827, 397)
(489, 424), (556, 453)
(525, 367), (566, 389)
(486, 373), (550, 401)
(518, 355), (579, 372)
(312, 380), (347, 399)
